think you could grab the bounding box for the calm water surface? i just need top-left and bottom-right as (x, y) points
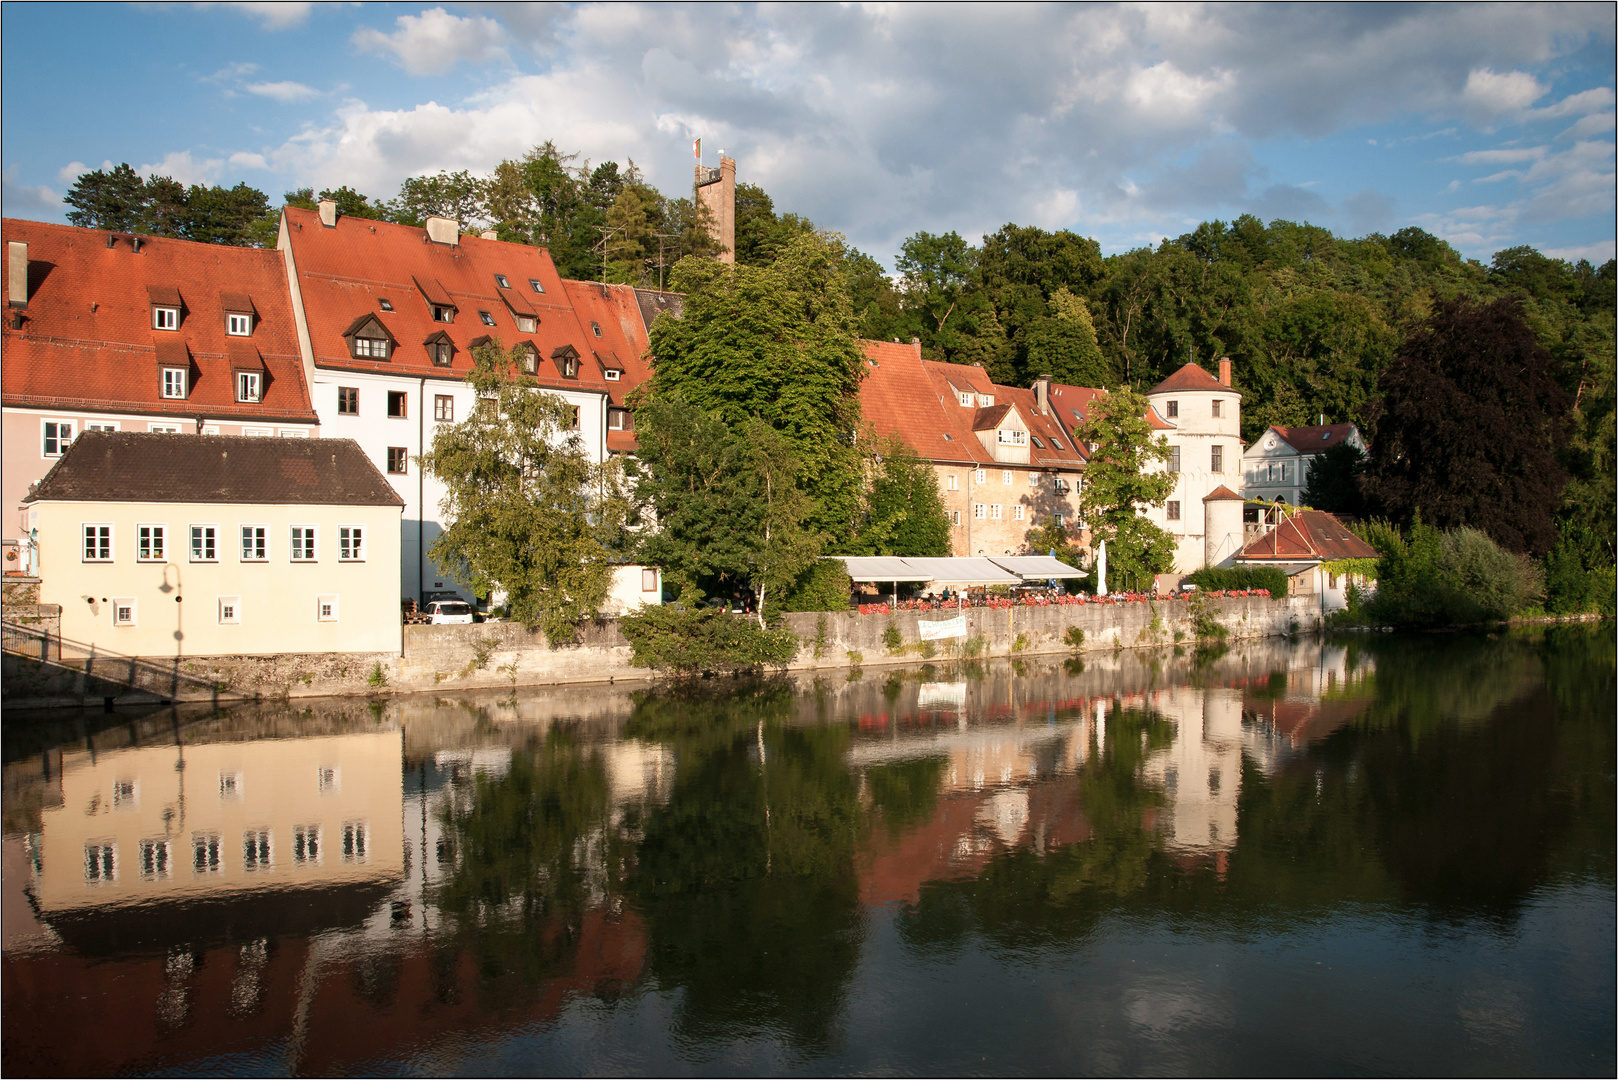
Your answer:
(3, 628), (1613, 1076)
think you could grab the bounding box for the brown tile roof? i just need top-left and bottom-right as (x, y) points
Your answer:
(1272, 423), (1359, 454)
(281, 207), (609, 396)
(1203, 485), (1243, 501)
(562, 280), (654, 453)
(1049, 381), (1174, 435)
(1148, 362), (1232, 395)
(971, 403), (1012, 431)
(1237, 509), (1379, 562)
(25, 431), (403, 506)
(633, 288), (684, 329)
(1, 218), (317, 423)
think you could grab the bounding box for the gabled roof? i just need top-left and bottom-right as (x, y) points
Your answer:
(1271, 423), (1360, 454)
(1049, 380), (1175, 435)
(1, 218), (316, 423)
(633, 288), (683, 328)
(26, 431), (403, 507)
(1236, 509), (1379, 563)
(1148, 362), (1232, 396)
(971, 403), (1013, 431)
(281, 206), (609, 396)
(563, 281), (655, 453)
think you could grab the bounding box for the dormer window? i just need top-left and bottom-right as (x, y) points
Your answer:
(958, 392), (973, 407)
(978, 394), (994, 406)
(517, 316), (538, 333)
(529, 278), (545, 293)
(432, 305), (454, 323)
(342, 313), (396, 361)
(604, 369), (622, 382)
(551, 345), (581, 380)
(153, 307), (179, 330)
(996, 429), (1026, 446)
(379, 299), (394, 311)
(430, 342), (452, 366)
(495, 274), (511, 289)
(479, 310), (496, 327)
(355, 337), (388, 358)
(591, 322), (602, 337)
(161, 368), (187, 399)
(237, 371), (261, 402)
(227, 312), (251, 336)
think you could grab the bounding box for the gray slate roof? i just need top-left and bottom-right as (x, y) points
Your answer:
(26, 431), (405, 507)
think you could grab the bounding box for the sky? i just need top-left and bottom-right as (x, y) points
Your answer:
(3, 2), (1614, 269)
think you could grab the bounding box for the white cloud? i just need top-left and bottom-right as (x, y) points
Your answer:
(1460, 68), (1548, 123)
(245, 80), (321, 103)
(138, 150), (225, 186)
(352, 7), (510, 76)
(194, 3), (315, 31)
(57, 161), (89, 184)
(1541, 239), (1615, 263)
(3, 164), (61, 218)
(1524, 86), (1616, 121)
(229, 151), (269, 171)
(1558, 112), (1616, 140)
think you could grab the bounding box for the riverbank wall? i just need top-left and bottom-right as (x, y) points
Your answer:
(3, 594), (1318, 709)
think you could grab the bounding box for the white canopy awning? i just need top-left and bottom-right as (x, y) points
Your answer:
(830, 556), (936, 582)
(987, 555), (1085, 579)
(827, 555), (1022, 586)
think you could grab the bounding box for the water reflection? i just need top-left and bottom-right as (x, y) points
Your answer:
(3, 628), (1612, 1076)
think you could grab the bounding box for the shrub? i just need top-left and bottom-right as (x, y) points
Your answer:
(1185, 565), (1289, 596)
(1545, 536), (1618, 615)
(1188, 595), (1228, 641)
(621, 604), (798, 675)
(367, 662), (388, 688)
(1363, 517), (1546, 626)
(782, 560), (854, 612)
(882, 623), (904, 653)
(1012, 631), (1031, 652)
(1063, 625), (1086, 650)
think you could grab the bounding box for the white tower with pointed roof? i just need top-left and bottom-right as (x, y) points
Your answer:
(1143, 358), (1245, 574)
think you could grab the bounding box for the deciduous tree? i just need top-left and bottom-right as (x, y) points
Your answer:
(1071, 386), (1177, 585)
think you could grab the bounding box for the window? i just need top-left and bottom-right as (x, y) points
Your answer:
(1329, 572), (1340, 590)
(190, 526), (217, 562)
(591, 321), (602, 337)
(1030, 435), (1046, 449)
(1166, 400), (1179, 419)
(432, 305), (454, 323)
(137, 524), (166, 561)
(243, 427), (273, 437)
(494, 274), (510, 289)
(337, 387), (359, 415)
(975, 469), (986, 484)
(1050, 438), (1066, 451)
(293, 826), (321, 865)
(341, 822), (368, 862)
(241, 526), (267, 561)
(974, 503), (986, 519)
(242, 830), (271, 871)
(112, 598), (137, 627)
(1167, 501), (1181, 521)
(604, 367), (621, 381)
(235, 371), (260, 403)
(1002, 470), (1013, 484)
(1169, 446), (1181, 473)
(153, 306), (178, 330)
(379, 298), (394, 311)
(1211, 445), (1224, 473)
(281, 428), (308, 438)
(434, 394), (454, 421)
(942, 432), (954, 441)
(291, 526), (317, 562)
(162, 367), (188, 399)
(991, 504), (1002, 520)
(218, 596), (241, 624)
(83, 524), (112, 562)
(608, 408), (629, 430)
(193, 833), (223, 874)
(569, 406), (580, 430)
(1054, 513), (1065, 527)
(139, 839), (173, 879)
(642, 568), (659, 592)
(318, 767), (340, 794)
(562, 356), (579, 378)
(1211, 399), (1222, 418)
(1030, 472), (1040, 487)
(529, 278), (545, 293)
(1054, 478), (1069, 494)
(477, 398), (497, 420)
(227, 312), (252, 336)
(479, 310), (496, 326)
(978, 394), (995, 406)
(948, 474), (958, 491)
(430, 341), (452, 366)
(85, 843), (117, 883)
(317, 594), (339, 622)
(85, 421), (119, 433)
(149, 422), (182, 433)
(386, 447), (408, 474)
(517, 315), (538, 334)
(958, 392), (973, 407)
(388, 391), (408, 418)
(950, 510), (961, 526)
(339, 526), (365, 561)
(1014, 505), (1025, 520)
(518, 347), (539, 375)
(43, 420), (75, 457)
(354, 336), (389, 358)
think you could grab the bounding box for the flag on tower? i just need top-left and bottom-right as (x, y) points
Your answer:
(693, 138), (701, 161)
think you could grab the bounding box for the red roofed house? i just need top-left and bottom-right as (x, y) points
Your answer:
(1242, 421), (1367, 507)
(858, 341), (1087, 557)
(3, 219), (319, 562)
(278, 203), (626, 605)
(1235, 507), (1379, 613)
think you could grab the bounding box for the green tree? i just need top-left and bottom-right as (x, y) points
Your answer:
(1023, 287), (1113, 387)
(284, 184), (388, 220)
(387, 170), (487, 228)
(1071, 386), (1177, 585)
(855, 434), (952, 557)
(63, 163), (148, 232)
(419, 344), (626, 642)
(1301, 441), (1368, 516)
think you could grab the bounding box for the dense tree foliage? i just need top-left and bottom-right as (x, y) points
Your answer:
(65, 163), (277, 246)
(1071, 386), (1177, 585)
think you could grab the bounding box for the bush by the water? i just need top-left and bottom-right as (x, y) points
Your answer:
(1544, 533), (1617, 616)
(1357, 518), (1543, 626)
(781, 559), (854, 613)
(1184, 565), (1289, 596)
(620, 603), (798, 675)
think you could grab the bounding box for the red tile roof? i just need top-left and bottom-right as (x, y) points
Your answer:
(1203, 485), (1243, 501)
(1271, 422), (1359, 454)
(1, 218), (316, 423)
(1237, 509), (1379, 562)
(281, 207), (610, 397)
(562, 280), (654, 453)
(1148, 362), (1232, 395)
(1049, 381), (1174, 434)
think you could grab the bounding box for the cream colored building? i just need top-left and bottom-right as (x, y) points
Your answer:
(27, 431), (403, 658)
(1142, 360), (1246, 573)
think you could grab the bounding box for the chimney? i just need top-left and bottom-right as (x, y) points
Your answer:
(1218, 356), (1231, 387)
(911, 336), (922, 361)
(7, 241), (28, 309)
(480, 229), (498, 240)
(424, 216), (459, 246)
(318, 199), (338, 228)
(1035, 373), (1051, 415)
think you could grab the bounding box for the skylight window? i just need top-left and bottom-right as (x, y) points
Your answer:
(529, 278), (545, 294)
(591, 322), (602, 337)
(479, 310), (496, 326)
(941, 433), (953, 441)
(1030, 435), (1046, 448)
(495, 274), (510, 289)
(1050, 438), (1066, 450)
(379, 299), (393, 311)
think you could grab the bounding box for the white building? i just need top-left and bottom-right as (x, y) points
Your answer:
(1243, 422), (1367, 506)
(1141, 360), (1247, 573)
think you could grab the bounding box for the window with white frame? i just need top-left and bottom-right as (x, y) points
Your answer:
(83, 524), (112, 562)
(975, 469), (986, 484)
(948, 474), (958, 491)
(642, 568), (659, 592)
(139, 838), (173, 879)
(153, 306), (178, 330)
(242, 829), (272, 871)
(242, 427), (273, 437)
(237, 371), (261, 403)
(227, 312), (252, 336)
(1030, 472), (1040, 487)
(354, 336), (389, 358)
(974, 503), (986, 519)
(291, 527), (317, 562)
(162, 367), (188, 399)
(1014, 505), (1025, 520)
(137, 524), (166, 561)
(1002, 470), (1013, 484)
(149, 423), (182, 434)
(218, 596), (241, 624)
(85, 421), (119, 433)
(279, 429), (308, 439)
(529, 278), (545, 293)
(190, 525), (217, 562)
(341, 821), (369, 862)
(293, 825), (321, 865)
(997, 429), (1026, 446)
(43, 420), (75, 457)
(1054, 513), (1065, 527)
(112, 598), (137, 626)
(241, 526), (267, 561)
(85, 842), (117, 883)
(978, 394), (994, 406)
(193, 833), (223, 874)
(958, 391), (973, 407)
(219, 772), (243, 800)
(317, 594), (339, 622)
(339, 526), (364, 561)
(991, 504), (1002, 520)
(604, 368), (621, 381)
(950, 510), (961, 526)
(200, 425), (220, 435)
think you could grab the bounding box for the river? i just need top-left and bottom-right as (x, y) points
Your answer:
(3, 626), (1612, 1076)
